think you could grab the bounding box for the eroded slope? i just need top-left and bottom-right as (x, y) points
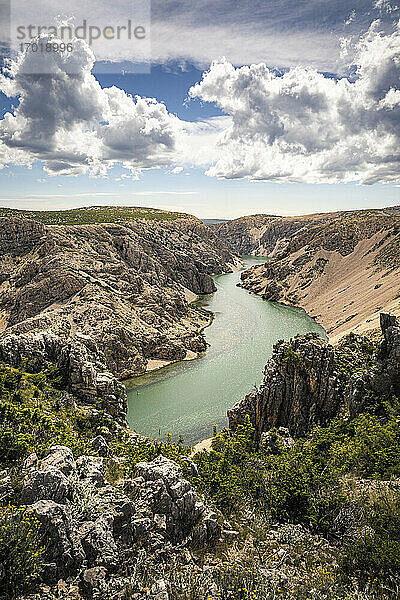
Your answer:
(232, 208), (400, 341)
(0, 214), (238, 417)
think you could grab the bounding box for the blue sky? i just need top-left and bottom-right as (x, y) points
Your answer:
(0, 0), (399, 218)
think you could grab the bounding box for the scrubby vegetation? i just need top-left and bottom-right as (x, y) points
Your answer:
(0, 363), (190, 475)
(192, 395), (400, 598)
(0, 206), (192, 225)
(1, 331), (400, 599)
(0, 506), (45, 598)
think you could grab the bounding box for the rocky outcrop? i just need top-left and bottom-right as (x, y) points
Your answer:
(346, 313), (400, 417)
(135, 455), (221, 548)
(0, 331), (127, 423)
(228, 333), (344, 438)
(228, 314), (400, 440)
(29, 500), (85, 579)
(18, 445), (221, 590)
(0, 213), (238, 421)
(0, 217), (46, 255)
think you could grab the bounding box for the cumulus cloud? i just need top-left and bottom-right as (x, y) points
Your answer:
(0, 35), (180, 176)
(188, 21), (400, 184)
(1, 19), (399, 186)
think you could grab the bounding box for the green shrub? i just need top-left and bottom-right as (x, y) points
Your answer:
(0, 505), (45, 598)
(331, 412), (400, 478)
(340, 485), (400, 587)
(262, 444), (346, 532)
(193, 417), (262, 513)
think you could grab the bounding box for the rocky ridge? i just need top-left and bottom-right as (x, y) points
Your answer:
(228, 313), (400, 439)
(212, 211), (345, 257)
(0, 213), (238, 421)
(8, 443), (220, 598)
(229, 207), (400, 342)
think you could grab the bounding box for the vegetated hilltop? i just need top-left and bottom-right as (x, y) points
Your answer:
(0, 208), (238, 420)
(1, 314), (400, 599)
(0, 205), (191, 225)
(217, 206), (400, 342)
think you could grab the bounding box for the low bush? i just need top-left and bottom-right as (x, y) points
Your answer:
(0, 505), (45, 598)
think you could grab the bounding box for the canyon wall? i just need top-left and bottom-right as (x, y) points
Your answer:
(216, 207), (400, 342)
(228, 313), (400, 439)
(0, 213), (238, 421)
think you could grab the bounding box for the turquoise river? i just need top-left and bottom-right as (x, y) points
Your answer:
(126, 257), (325, 444)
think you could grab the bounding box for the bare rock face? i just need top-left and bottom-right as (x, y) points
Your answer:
(212, 212), (342, 257)
(0, 216), (237, 422)
(76, 456), (105, 486)
(228, 333), (343, 438)
(135, 455), (221, 548)
(231, 209), (400, 343)
(21, 468), (71, 505)
(346, 313), (400, 416)
(41, 446), (77, 476)
(19, 446), (221, 587)
(228, 314), (400, 440)
(0, 217), (45, 255)
(29, 500), (85, 578)
(79, 516), (119, 571)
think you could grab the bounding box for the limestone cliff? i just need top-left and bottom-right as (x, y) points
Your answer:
(0, 211), (238, 420)
(228, 313), (400, 440)
(212, 211), (345, 257)
(231, 207), (400, 342)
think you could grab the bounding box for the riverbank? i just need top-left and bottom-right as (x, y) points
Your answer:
(126, 257), (324, 443)
(239, 232), (400, 345)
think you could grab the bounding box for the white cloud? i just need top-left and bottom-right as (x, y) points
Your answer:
(0, 35), (180, 176)
(188, 21), (400, 184)
(1, 20), (399, 187)
(178, 116), (231, 168)
(374, 0), (399, 13)
(1, 0), (398, 74)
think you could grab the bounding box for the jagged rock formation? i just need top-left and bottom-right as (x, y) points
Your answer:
(228, 313), (400, 439)
(231, 207), (400, 342)
(17, 444), (220, 594)
(212, 211), (345, 257)
(228, 333), (342, 438)
(346, 313), (400, 417)
(0, 213), (238, 419)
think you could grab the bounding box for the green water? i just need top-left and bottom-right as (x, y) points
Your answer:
(126, 257), (325, 443)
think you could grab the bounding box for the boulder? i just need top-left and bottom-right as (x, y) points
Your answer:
(41, 446), (76, 477)
(151, 579), (169, 600)
(21, 467), (71, 505)
(0, 475), (13, 503)
(76, 456), (105, 487)
(90, 435), (112, 457)
(80, 516), (119, 571)
(80, 566), (107, 597)
(29, 500), (84, 578)
(94, 484), (136, 540)
(260, 427), (295, 454)
(136, 456), (220, 547)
